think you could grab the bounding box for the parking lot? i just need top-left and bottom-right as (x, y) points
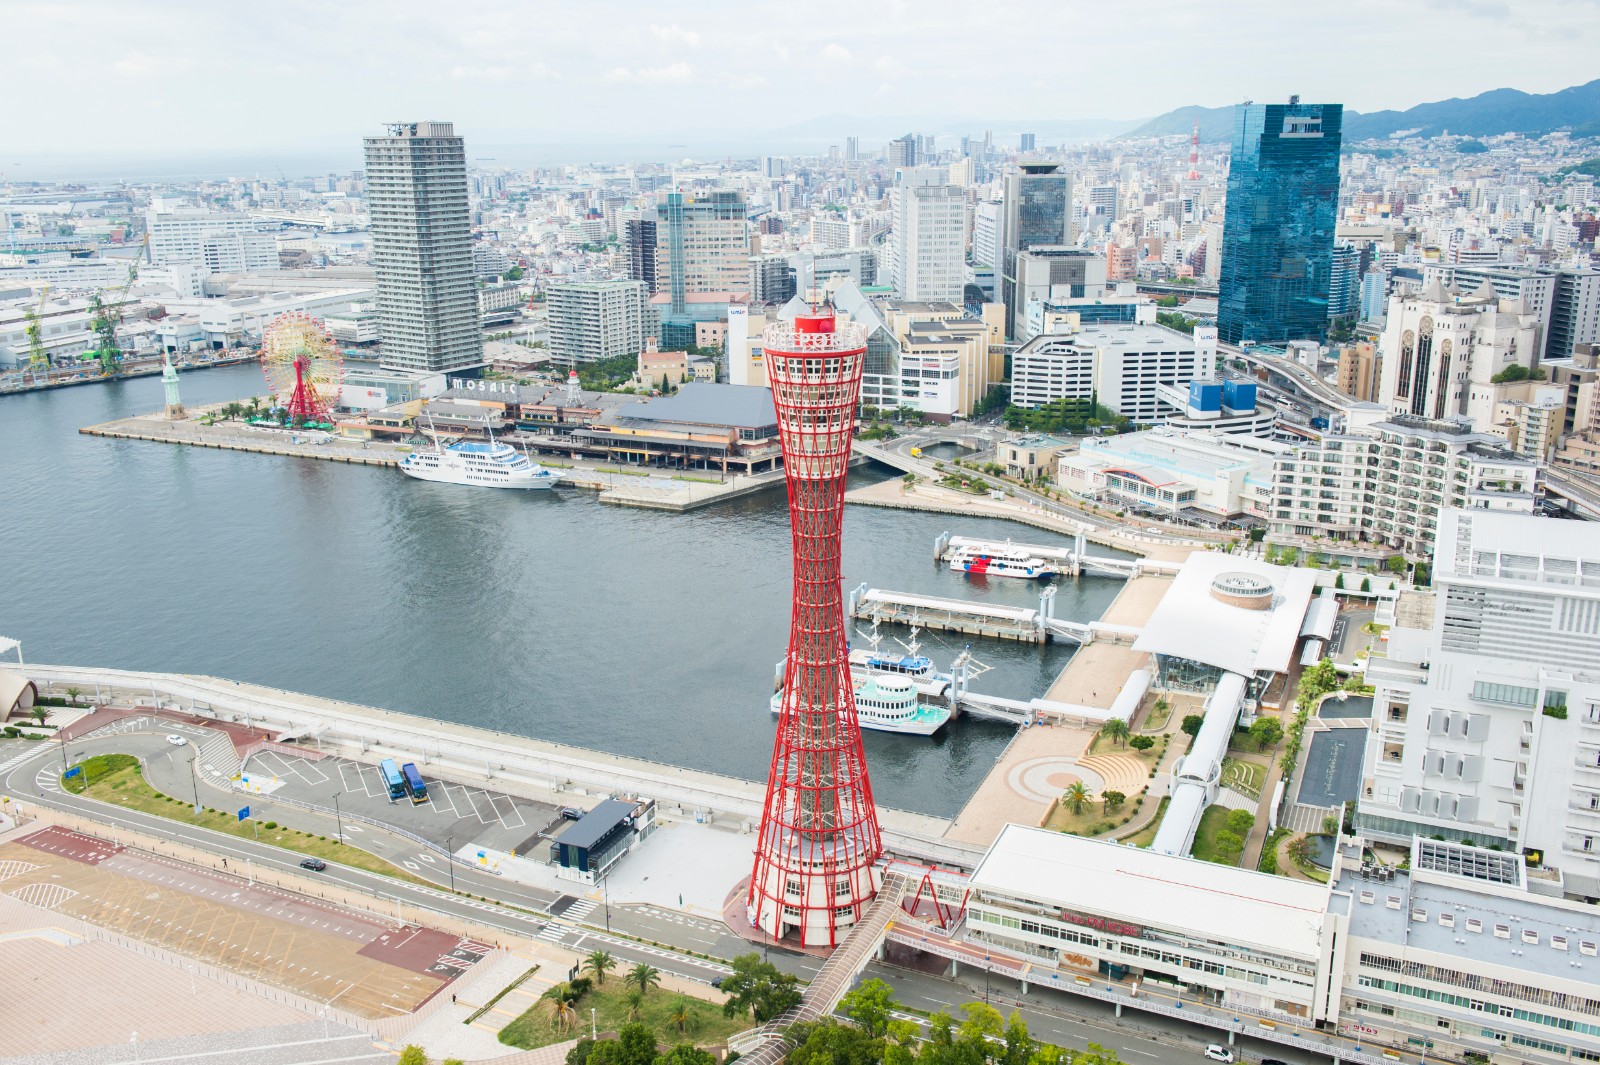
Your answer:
(242, 749), (566, 857)
(1295, 729), (1368, 809)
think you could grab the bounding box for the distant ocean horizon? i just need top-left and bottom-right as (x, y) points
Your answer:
(10, 136), (854, 184)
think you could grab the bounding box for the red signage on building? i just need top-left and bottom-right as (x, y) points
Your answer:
(1059, 910), (1142, 938)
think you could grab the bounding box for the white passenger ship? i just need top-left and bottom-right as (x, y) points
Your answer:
(768, 675), (952, 736)
(399, 437), (560, 490)
(947, 541), (1058, 580)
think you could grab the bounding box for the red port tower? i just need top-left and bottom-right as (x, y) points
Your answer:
(747, 310), (883, 948)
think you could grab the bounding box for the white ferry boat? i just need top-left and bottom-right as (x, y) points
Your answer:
(948, 541), (1058, 580)
(399, 437), (560, 490)
(769, 675), (952, 736)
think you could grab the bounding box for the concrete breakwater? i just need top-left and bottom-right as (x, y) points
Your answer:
(24, 664), (980, 870)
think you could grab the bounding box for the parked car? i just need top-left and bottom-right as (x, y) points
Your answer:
(1202, 1047), (1235, 1063)
(560, 807), (584, 821)
(300, 858), (327, 871)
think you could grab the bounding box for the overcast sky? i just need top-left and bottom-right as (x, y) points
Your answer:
(8, 0), (1600, 160)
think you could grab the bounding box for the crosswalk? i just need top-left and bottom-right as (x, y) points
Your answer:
(537, 921), (571, 943)
(565, 897), (598, 922)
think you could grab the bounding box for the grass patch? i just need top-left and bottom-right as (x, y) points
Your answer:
(1141, 699), (1173, 732)
(499, 982), (750, 1051)
(63, 756), (431, 885)
(1188, 804), (1243, 866)
(1122, 797), (1169, 847)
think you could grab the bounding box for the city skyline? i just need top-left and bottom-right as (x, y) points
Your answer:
(7, 0), (1600, 160)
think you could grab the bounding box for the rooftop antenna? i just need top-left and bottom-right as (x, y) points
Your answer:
(1187, 120), (1200, 181)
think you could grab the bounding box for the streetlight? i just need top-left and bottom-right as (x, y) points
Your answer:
(591, 1007), (597, 1041)
(446, 835), (455, 893)
(331, 791), (344, 843)
(602, 874), (611, 932)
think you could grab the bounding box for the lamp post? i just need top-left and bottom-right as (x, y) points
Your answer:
(331, 791), (344, 843)
(447, 835), (455, 893)
(602, 874), (610, 932)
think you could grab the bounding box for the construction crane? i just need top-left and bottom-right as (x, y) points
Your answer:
(22, 284), (50, 384)
(87, 234), (148, 377)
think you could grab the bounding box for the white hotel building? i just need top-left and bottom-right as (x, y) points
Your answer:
(1358, 509), (1600, 898)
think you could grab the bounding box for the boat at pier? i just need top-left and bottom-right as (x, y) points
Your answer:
(947, 541), (1058, 580)
(769, 674), (952, 735)
(399, 422), (560, 490)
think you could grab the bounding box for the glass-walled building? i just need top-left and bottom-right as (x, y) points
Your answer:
(1218, 99), (1342, 346)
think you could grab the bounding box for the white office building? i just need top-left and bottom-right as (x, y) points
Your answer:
(547, 280), (646, 366)
(1057, 427), (1285, 520)
(1358, 509), (1600, 897)
(1010, 321), (1212, 424)
(146, 206), (279, 273)
(889, 167), (965, 303)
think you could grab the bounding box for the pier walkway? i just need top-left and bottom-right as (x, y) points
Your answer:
(849, 585), (1145, 648)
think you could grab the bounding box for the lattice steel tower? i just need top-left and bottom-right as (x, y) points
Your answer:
(747, 311), (883, 948)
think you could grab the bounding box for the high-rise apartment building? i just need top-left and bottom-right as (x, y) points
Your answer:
(363, 121), (482, 373)
(1218, 99), (1343, 346)
(1018, 133), (1036, 152)
(623, 218), (658, 293)
(888, 168), (965, 303)
(546, 280), (646, 366)
(844, 136), (859, 162)
(1001, 163), (1074, 337)
(1548, 268), (1600, 362)
(1359, 267), (1388, 324)
(886, 134), (918, 169)
(655, 191), (749, 315)
(1328, 244), (1361, 321)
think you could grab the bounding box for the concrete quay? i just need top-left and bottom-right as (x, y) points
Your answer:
(79, 408), (790, 511)
(24, 664), (978, 870)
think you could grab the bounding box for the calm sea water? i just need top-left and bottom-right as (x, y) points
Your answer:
(0, 366), (1125, 816)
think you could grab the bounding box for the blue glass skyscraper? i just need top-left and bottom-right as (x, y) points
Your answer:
(1218, 99), (1342, 345)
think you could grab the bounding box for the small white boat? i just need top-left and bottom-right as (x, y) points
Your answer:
(769, 674), (952, 736)
(948, 541), (1057, 580)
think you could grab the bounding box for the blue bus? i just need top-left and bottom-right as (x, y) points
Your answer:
(378, 758), (406, 801)
(401, 762), (429, 804)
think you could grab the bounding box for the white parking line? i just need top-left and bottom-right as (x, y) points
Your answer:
(459, 785), (491, 825)
(488, 792), (528, 830)
(430, 782), (464, 819)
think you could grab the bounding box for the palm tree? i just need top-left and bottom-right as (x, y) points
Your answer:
(628, 963), (661, 997)
(32, 705), (51, 729)
(625, 992), (645, 1023)
(1098, 718), (1130, 748)
(543, 983), (576, 1031)
(1063, 781), (1092, 815)
(585, 950), (616, 986)
(65, 687), (81, 707)
(669, 996), (695, 1036)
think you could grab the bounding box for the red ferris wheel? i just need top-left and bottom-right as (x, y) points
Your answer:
(259, 312), (342, 425)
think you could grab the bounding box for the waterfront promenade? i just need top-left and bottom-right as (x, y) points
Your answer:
(79, 405), (788, 511)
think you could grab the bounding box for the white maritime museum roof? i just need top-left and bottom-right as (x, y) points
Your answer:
(1132, 553), (1317, 677)
(972, 824), (1329, 960)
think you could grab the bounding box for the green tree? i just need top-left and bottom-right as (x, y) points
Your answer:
(568, 1040), (596, 1065)
(1001, 1011), (1036, 1065)
(1128, 734), (1155, 751)
(66, 687), (81, 706)
(1181, 714), (1205, 738)
(839, 977), (897, 1037)
(1334, 571), (1345, 589)
(544, 983), (578, 1031)
(1384, 555), (1407, 574)
(1062, 781), (1092, 815)
(628, 963), (661, 997)
(667, 996), (695, 1036)
(1213, 829), (1244, 864)
(505, 265), (525, 280)
(585, 949), (616, 985)
(617, 1024), (658, 1065)
(1249, 716), (1284, 751)
(397, 1047), (427, 1065)
(32, 705), (51, 728)
(625, 991), (645, 1022)
(1101, 790), (1126, 813)
(1227, 809), (1256, 836)
(1360, 576), (1371, 593)
(720, 953), (801, 1022)
(655, 1047), (715, 1065)
(786, 1020), (884, 1065)
(1098, 718), (1130, 747)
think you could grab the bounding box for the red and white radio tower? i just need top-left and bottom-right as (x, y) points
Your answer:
(747, 310), (882, 948)
(1187, 119), (1200, 181)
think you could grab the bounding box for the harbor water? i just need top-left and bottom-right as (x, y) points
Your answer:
(0, 365), (1126, 816)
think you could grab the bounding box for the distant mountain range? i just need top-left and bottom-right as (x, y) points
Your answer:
(1118, 79), (1600, 144)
